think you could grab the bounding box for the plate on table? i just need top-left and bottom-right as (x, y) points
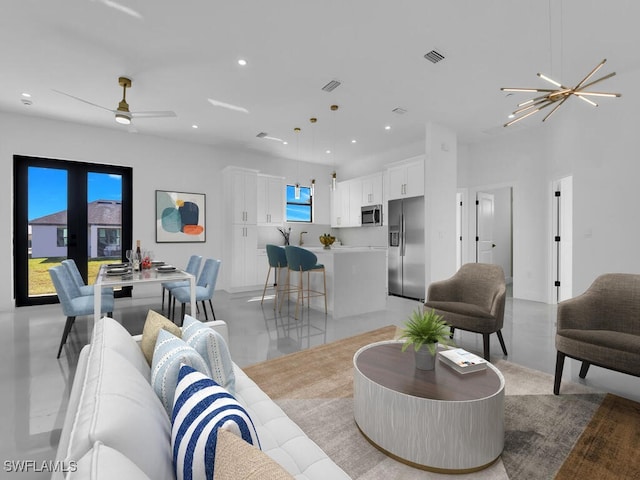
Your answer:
(156, 265), (177, 273)
(107, 263), (128, 268)
(106, 267), (130, 276)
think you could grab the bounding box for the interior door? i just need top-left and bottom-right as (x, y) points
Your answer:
(13, 155), (132, 306)
(476, 192), (495, 264)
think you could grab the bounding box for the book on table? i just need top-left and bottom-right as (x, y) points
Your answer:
(438, 348), (487, 374)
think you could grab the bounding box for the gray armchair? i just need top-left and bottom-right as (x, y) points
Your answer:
(554, 273), (640, 395)
(424, 263), (507, 361)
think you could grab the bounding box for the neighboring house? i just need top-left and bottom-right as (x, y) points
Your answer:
(29, 200), (122, 258)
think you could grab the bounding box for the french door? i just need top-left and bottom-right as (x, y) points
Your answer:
(13, 155), (132, 306)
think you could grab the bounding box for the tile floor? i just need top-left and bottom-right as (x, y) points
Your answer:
(1, 288), (638, 479)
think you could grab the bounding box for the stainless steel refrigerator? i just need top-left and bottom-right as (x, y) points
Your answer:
(388, 196), (425, 300)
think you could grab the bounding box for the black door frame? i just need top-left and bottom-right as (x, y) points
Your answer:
(13, 155), (133, 306)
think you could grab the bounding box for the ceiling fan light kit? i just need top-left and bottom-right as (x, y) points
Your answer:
(502, 59), (621, 127)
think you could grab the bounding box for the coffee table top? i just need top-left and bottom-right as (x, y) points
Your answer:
(354, 341), (503, 401)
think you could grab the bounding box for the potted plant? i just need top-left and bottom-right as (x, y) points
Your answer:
(399, 309), (453, 370)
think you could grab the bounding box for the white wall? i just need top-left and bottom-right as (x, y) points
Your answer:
(1, 112), (333, 310)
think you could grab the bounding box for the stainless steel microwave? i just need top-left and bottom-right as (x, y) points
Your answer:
(361, 204), (382, 226)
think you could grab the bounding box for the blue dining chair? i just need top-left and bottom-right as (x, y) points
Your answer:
(170, 258), (221, 325)
(281, 246), (327, 319)
(261, 244), (288, 308)
(62, 258), (113, 296)
(49, 265), (114, 358)
(161, 255), (202, 312)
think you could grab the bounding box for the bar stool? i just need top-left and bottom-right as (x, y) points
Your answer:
(261, 244), (288, 308)
(281, 245), (327, 318)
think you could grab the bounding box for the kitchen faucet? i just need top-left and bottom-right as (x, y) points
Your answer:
(299, 231), (308, 245)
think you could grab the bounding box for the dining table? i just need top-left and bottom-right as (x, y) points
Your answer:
(93, 263), (196, 322)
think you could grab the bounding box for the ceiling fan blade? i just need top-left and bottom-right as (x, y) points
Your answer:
(130, 111), (177, 119)
(52, 89), (114, 112)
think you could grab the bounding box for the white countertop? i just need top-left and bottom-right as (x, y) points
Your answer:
(258, 245), (387, 253)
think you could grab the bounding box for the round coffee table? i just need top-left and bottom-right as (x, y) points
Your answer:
(353, 340), (505, 473)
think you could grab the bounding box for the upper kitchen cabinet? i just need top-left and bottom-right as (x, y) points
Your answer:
(361, 172), (384, 206)
(225, 167), (258, 225)
(331, 179), (362, 228)
(387, 158), (424, 200)
(257, 174), (285, 226)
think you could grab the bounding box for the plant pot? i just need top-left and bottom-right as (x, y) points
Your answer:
(414, 347), (436, 370)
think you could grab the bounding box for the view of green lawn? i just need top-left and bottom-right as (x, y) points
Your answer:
(29, 257), (114, 296)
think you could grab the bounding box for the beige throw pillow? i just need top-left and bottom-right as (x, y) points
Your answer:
(141, 310), (182, 365)
(214, 429), (294, 480)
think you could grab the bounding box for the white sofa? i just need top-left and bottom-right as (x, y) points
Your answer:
(52, 317), (350, 479)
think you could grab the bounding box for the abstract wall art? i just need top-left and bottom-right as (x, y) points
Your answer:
(156, 190), (206, 243)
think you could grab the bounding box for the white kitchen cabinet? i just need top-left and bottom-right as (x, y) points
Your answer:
(361, 172), (384, 205)
(257, 174), (285, 225)
(387, 158), (424, 200)
(331, 179), (362, 227)
(227, 168), (258, 224)
(223, 167), (259, 291)
(229, 224), (257, 288)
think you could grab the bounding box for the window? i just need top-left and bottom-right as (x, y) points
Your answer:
(98, 227), (121, 257)
(56, 227), (68, 247)
(286, 185), (312, 222)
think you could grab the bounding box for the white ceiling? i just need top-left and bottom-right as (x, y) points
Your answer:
(1, 0), (636, 165)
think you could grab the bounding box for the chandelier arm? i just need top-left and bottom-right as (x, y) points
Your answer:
(514, 97), (553, 114)
(504, 99), (555, 127)
(574, 91), (621, 98)
(573, 59), (606, 90)
(577, 72), (617, 92)
(542, 96), (570, 122)
(502, 87), (557, 93)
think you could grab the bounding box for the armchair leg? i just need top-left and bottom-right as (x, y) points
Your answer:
(496, 330), (508, 356)
(579, 361), (591, 379)
(482, 334), (490, 361)
(201, 300), (208, 321)
(554, 351), (566, 395)
(180, 303), (186, 326)
(449, 326), (455, 339)
(57, 316), (76, 359)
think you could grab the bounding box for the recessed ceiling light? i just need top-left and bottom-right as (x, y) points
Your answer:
(283, 141), (288, 145)
(385, 125), (391, 130)
(351, 139), (357, 143)
(238, 59), (247, 66)
(21, 92), (31, 98)
(326, 149), (331, 154)
(192, 124), (199, 129)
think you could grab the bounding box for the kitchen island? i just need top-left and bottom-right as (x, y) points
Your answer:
(277, 246), (388, 319)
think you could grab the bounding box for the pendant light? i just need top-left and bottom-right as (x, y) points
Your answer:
(294, 127), (301, 199)
(310, 117), (317, 196)
(330, 104), (339, 191)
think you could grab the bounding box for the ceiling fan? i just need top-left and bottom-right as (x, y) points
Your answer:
(53, 77), (177, 126)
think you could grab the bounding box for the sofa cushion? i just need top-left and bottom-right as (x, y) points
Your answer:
(151, 329), (211, 415)
(99, 316), (150, 380)
(65, 346), (173, 480)
(71, 442), (151, 480)
(141, 310), (182, 365)
(181, 315), (236, 395)
(214, 429), (293, 480)
(172, 365), (260, 480)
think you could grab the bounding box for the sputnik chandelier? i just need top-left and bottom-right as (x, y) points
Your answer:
(501, 59), (621, 127)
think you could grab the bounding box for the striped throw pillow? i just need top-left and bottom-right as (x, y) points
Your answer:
(151, 329), (211, 416)
(171, 365), (260, 480)
(181, 315), (236, 395)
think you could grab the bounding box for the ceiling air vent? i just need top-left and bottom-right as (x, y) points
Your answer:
(256, 132), (268, 138)
(392, 107), (407, 115)
(321, 79), (341, 92)
(424, 50), (445, 64)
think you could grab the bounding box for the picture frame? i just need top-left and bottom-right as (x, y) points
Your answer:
(155, 190), (206, 243)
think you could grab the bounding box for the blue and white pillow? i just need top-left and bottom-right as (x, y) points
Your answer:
(151, 329), (211, 415)
(181, 315), (236, 395)
(171, 365), (260, 480)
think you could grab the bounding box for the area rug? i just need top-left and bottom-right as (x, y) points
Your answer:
(243, 327), (636, 479)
